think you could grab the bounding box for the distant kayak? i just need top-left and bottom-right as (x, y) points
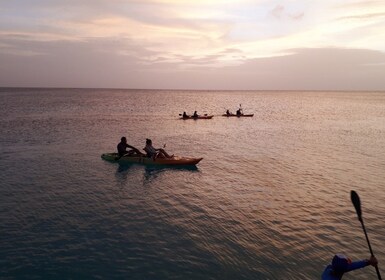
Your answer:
(101, 153), (203, 166)
(222, 114), (254, 117)
(180, 115), (213, 119)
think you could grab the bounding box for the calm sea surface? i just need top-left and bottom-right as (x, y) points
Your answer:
(0, 88), (384, 279)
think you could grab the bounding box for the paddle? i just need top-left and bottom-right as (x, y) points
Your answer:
(115, 145), (144, 160)
(350, 190), (382, 280)
(115, 153), (127, 160)
(115, 151), (134, 161)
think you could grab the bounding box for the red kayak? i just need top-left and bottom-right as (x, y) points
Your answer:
(222, 114), (254, 117)
(180, 115), (214, 119)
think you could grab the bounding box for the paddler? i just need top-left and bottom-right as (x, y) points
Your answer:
(236, 108), (242, 116)
(144, 138), (173, 159)
(117, 137), (144, 157)
(321, 254), (378, 279)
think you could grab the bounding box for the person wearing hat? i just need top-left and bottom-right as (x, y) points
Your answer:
(117, 137), (144, 157)
(322, 253), (378, 279)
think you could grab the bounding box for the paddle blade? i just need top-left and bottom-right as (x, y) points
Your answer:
(351, 190), (362, 222)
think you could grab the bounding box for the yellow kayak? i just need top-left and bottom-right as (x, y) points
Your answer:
(101, 153), (203, 166)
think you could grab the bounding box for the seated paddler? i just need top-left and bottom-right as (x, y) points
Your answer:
(117, 137), (144, 157)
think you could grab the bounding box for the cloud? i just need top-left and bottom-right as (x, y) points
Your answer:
(1, 1), (385, 90)
(336, 12), (385, 20)
(270, 5), (285, 19)
(269, 4), (304, 21)
(222, 48), (385, 90)
(1, 36), (384, 91)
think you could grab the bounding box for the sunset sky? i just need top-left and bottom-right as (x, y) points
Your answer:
(1, 0), (385, 90)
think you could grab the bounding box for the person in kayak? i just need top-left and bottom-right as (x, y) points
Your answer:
(236, 108), (242, 116)
(117, 137), (144, 157)
(192, 111), (198, 118)
(321, 254), (378, 279)
(226, 109), (231, 116)
(144, 138), (173, 159)
(182, 111), (189, 118)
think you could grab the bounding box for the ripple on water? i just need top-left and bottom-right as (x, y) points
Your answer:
(1, 89), (384, 279)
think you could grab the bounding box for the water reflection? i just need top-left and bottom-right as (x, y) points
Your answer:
(143, 165), (200, 182)
(114, 163), (135, 182)
(116, 163), (134, 173)
(114, 162), (200, 183)
(145, 165), (199, 172)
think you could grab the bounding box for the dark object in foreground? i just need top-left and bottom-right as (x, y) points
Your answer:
(351, 190), (382, 280)
(322, 254), (378, 279)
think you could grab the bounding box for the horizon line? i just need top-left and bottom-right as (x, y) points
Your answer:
(1, 86), (384, 93)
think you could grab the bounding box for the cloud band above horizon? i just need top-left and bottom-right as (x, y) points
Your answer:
(1, 0), (385, 90)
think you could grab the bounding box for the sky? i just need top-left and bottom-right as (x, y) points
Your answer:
(0, 0), (385, 90)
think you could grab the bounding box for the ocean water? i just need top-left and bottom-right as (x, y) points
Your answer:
(0, 88), (384, 279)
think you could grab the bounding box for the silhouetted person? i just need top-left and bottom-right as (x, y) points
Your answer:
(117, 137), (144, 157)
(322, 254), (378, 279)
(143, 138), (173, 159)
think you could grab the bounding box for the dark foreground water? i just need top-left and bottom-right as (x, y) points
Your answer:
(0, 88), (384, 279)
